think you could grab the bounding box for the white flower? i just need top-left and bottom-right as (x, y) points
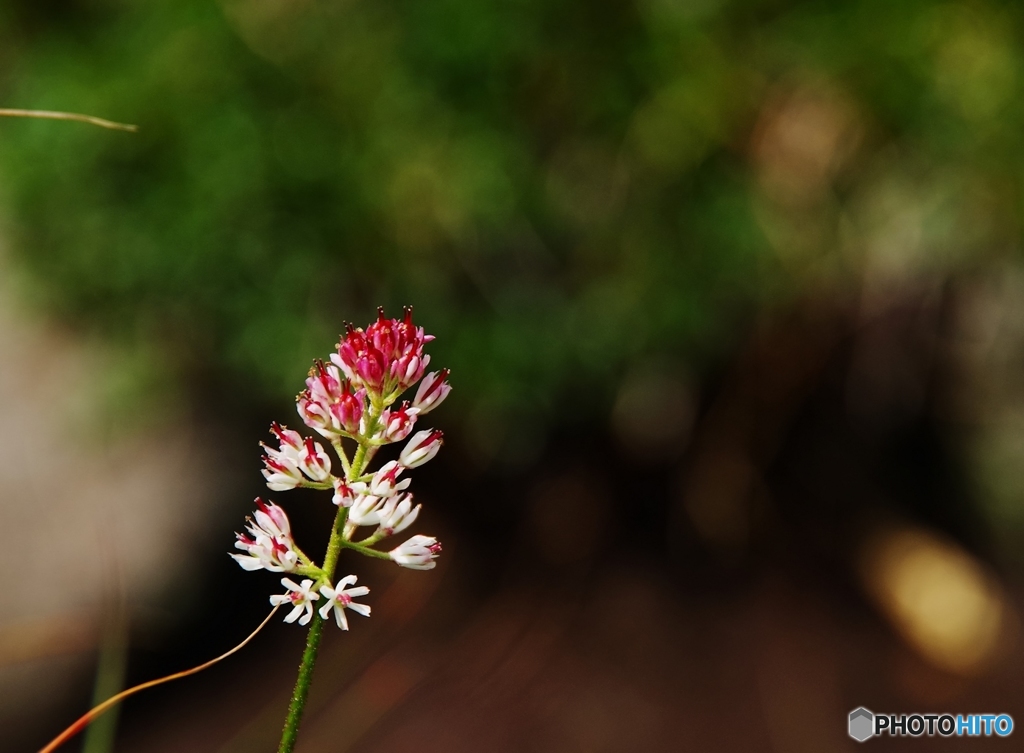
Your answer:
(270, 578), (320, 625)
(270, 422), (304, 460)
(376, 494), (421, 537)
(368, 460), (411, 497)
(263, 424), (332, 490)
(262, 458), (303, 491)
(390, 534), (442, 570)
(318, 575), (371, 630)
(298, 436), (332, 481)
(399, 430), (443, 468)
(231, 500), (299, 572)
(253, 499), (290, 538)
(348, 493), (386, 526)
(412, 369), (451, 415)
(262, 424), (304, 490)
(379, 402), (417, 443)
(332, 478), (359, 508)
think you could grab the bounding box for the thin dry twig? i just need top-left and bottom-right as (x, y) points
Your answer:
(37, 605), (280, 753)
(0, 108), (137, 132)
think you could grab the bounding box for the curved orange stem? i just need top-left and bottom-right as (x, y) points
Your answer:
(38, 606), (280, 753)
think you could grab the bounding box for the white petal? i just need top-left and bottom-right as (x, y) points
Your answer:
(231, 554), (265, 571)
(334, 605), (349, 630)
(347, 603), (371, 617)
(405, 561), (437, 571)
(267, 479), (298, 492)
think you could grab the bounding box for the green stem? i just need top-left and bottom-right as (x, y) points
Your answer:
(340, 539), (391, 560)
(321, 504), (350, 578)
(331, 439), (351, 477)
(350, 443), (369, 481)
(276, 409), (379, 753)
(276, 611), (325, 753)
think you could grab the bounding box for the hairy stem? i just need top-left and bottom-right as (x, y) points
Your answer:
(340, 539), (392, 559)
(276, 408), (378, 753)
(276, 612), (325, 753)
(321, 505), (350, 578)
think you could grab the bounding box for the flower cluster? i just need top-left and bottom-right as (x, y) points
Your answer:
(232, 307), (448, 630)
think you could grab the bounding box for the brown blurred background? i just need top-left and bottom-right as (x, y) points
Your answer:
(4, 0), (1024, 750)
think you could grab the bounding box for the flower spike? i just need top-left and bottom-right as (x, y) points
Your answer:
(225, 306), (449, 753)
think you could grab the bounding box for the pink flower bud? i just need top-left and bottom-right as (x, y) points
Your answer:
(334, 307), (437, 396)
(254, 499), (291, 537)
(412, 369), (451, 415)
(334, 479), (370, 508)
(334, 323), (388, 392)
(369, 460), (411, 497)
(399, 429), (443, 468)
(297, 359), (366, 438)
(355, 353), (386, 390)
(367, 306), (399, 359)
(297, 392), (330, 435)
(270, 422), (304, 456)
(299, 436), (332, 481)
(380, 401), (417, 442)
(333, 382), (365, 434)
(306, 360), (344, 403)
(391, 351), (428, 391)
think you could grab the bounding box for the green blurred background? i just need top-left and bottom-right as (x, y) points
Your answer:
(0, 0), (1019, 433)
(5, 0), (1024, 751)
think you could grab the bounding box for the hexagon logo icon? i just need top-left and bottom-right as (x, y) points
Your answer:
(849, 707), (874, 742)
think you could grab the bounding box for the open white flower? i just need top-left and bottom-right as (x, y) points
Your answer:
(318, 576), (371, 630)
(270, 578), (320, 625)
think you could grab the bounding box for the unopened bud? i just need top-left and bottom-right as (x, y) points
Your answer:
(399, 429), (443, 468)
